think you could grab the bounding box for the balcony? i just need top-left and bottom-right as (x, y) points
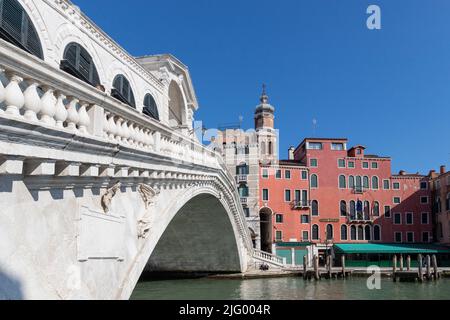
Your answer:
(348, 214), (372, 224)
(240, 197), (248, 205)
(352, 186), (367, 194)
(235, 175), (248, 183)
(292, 200), (311, 209)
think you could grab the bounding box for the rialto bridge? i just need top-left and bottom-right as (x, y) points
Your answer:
(0, 0), (285, 299)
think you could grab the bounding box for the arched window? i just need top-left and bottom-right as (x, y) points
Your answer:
(0, 0), (43, 59)
(340, 200), (347, 217)
(260, 141), (266, 155)
(339, 175), (346, 188)
(311, 174), (318, 188)
(363, 176), (370, 189)
(350, 225), (357, 240)
(341, 225), (348, 241)
(373, 201), (380, 216)
(356, 200), (363, 220)
(373, 225), (381, 241)
(364, 201), (370, 220)
(326, 224), (333, 240)
(143, 93), (159, 121)
(268, 141), (273, 155)
(356, 176), (362, 188)
(112, 75), (136, 108)
(357, 226), (364, 240)
(372, 176), (379, 190)
(350, 201), (356, 220)
(365, 225), (371, 241)
(61, 43), (100, 87)
(349, 176), (355, 189)
(311, 200), (319, 216)
(312, 225), (319, 240)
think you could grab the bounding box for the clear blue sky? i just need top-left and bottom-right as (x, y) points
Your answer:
(74, 0), (450, 174)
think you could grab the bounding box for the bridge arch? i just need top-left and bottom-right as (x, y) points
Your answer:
(118, 186), (248, 299)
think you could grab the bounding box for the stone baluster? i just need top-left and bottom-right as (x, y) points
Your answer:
(4, 73), (24, 116)
(115, 117), (124, 142)
(0, 69), (5, 110)
(107, 113), (117, 141)
(143, 129), (152, 149)
(136, 127), (144, 148)
(121, 120), (130, 144)
(128, 122), (136, 145)
(23, 80), (41, 121)
(40, 87), (56, 125)
(103, 112), (110, 138)
(66, 98), (79, 131)
(54, 93), (68, 128)
(78, 102), (90, 134)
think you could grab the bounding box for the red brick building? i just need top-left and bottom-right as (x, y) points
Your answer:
(431, 166), (450, 245)
(259, 138), (435, 256)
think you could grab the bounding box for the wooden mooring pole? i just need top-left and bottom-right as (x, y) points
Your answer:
(392, 255), (397, 282)
(399, 254), (404, 271)
(418, 254), (424, 282)
(303, 255), (308, 280)
(406, 255), (411, 271)
(341, 255), (346, 278)
(426, 255), (431, 280)
(326, 255), (332, 278)
(432, 255), (438, 280)
(314, 255), (319, 280)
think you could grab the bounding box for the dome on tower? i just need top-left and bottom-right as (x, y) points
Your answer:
(255, 84), (275, 113)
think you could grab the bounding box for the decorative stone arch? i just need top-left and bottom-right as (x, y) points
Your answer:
(259, 206), (273, 253)
(52, 22), (106, 85)
(141, 88), (162, 120)
(105, 62), (140, 109)
(17, 0), (53, 62)
(117, 185), (249, 299)
(168, 80), (188, 127)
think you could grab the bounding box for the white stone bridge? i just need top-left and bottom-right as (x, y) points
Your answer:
(0, 0), (285, 300)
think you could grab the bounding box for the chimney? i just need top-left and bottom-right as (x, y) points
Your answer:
(440, 165), (446, 175)
(428, 170), (436, 178)
(288, 147), (295, 160)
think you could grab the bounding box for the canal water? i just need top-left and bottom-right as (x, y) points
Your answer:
(131, 277), (450, 300)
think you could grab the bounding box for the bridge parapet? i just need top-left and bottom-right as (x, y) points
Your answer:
(0, 40), (218, 170)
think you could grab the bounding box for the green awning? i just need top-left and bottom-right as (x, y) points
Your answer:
(333, 243), (450, 255)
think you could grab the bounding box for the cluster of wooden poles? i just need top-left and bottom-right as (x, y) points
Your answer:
(392, 254), (440, 282)
(302, 255), (350, 280)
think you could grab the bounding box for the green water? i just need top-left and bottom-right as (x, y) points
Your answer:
(131, 277), (450, 300)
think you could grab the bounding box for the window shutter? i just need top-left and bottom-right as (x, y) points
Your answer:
(1, 0), (22, 41)
(65, 44), (77, 67)
(0, 0), (43, 59)
(143, 94), (159, 120)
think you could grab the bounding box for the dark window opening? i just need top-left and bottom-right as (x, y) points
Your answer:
(0, 0), (43, 59)
(112, 74), (136, 108)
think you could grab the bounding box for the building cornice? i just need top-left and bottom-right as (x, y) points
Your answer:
(49, 0), (164, 92)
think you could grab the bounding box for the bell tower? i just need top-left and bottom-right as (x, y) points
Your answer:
(254, 84), (275, 130)
(255, 85), (277, 165)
